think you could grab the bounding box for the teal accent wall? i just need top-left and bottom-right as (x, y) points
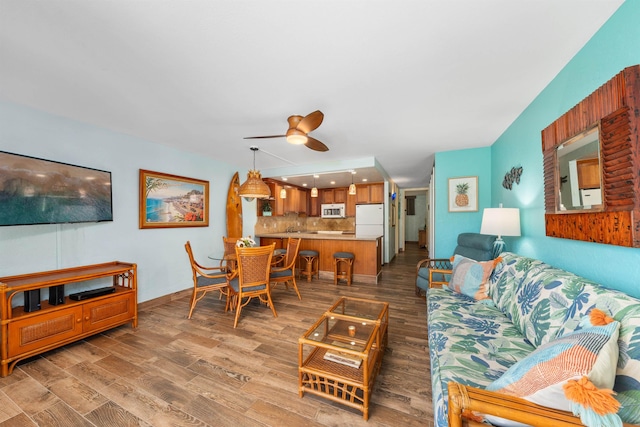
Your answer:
(488, 0), (640, 298)
(434, 147), (491, 258)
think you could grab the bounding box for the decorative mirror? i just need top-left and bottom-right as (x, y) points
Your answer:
(555, 126), (602, 212)
(541, 65), (640, 247)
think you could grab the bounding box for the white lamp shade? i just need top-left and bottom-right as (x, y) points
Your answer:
(480, 207), (521, 237)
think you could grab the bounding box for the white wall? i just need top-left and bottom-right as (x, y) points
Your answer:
(0, 101), (255, 303)
(404, 193), (427, 242)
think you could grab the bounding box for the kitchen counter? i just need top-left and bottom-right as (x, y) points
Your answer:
(257, 233), (383, 284)
(256, 232), (382, 241)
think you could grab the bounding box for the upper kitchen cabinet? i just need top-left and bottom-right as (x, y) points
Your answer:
(320, 188), (347, 204)
(356, 183), (384, 204)
(284, 187), (309, 215)
(260, 180), (309, 216)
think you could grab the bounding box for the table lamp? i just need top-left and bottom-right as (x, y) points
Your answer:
(480, 204), (521, 258)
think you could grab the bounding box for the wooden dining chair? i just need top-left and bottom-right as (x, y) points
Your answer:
(184, 241), (230, 319)
(269, 237), (302, 300)
(227, 243), (276, 328)
(221, 236), (240, 272)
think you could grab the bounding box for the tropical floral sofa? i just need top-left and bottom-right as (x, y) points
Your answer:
(427, 252), (640, 427)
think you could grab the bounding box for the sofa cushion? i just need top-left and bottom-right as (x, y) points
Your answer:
(453, 232), (497, 261)
(427, 287), (535, 427)
(485, 309), (621, 427)
(490, 252), (640, 424)
(448, 254), (497, 301)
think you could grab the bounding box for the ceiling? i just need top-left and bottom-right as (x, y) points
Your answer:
(0, 0), (624, 190)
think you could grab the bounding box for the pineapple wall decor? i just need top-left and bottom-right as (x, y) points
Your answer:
(448, 176), (478, 212)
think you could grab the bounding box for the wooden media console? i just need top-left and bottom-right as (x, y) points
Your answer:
(0, 261), (137, 376)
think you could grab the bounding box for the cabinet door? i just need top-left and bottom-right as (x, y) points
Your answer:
(333, 188), (347, 204)
(369, 184), (384, 203)
(260, 238), (284, 249)
(8, 306), (83, 358)
(83, 292), (135, 334)
(273, 184), (285, 216)
(309, 194), (320, 216)
(577, 159), (600, 189)
(298, 189), (309, 214)
(356, 185), (370, 204)
(346, 192), (356, 217)
(321, 189), (334, 204)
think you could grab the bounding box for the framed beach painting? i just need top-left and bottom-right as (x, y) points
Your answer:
(139, 170), (209, 229)
(448, 176), (478, 212)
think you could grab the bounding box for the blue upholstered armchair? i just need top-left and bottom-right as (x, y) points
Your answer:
(415, 233), (496, 297)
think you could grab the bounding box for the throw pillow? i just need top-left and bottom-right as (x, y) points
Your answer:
(447, 254), (500, 301)
(483, 309), (622, 427)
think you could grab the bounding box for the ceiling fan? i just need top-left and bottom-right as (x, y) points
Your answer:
(244, 110), (329, 152)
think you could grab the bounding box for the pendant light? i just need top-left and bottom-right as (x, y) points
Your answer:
(311, 175), (318, 198)
(238, 147), (271, 200)
(348, 170), (357, 195)
(280, 187), (287, 199)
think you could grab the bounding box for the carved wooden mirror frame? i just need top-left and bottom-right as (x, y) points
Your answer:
(541, 65), (640, 247)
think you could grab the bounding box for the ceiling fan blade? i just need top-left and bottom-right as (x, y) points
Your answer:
(243, 135), (286, 139)
(297, 110), (324, 134)
(305, 136), (329, 152)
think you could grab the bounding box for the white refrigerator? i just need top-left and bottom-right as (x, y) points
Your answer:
(356, 204), (384, 236)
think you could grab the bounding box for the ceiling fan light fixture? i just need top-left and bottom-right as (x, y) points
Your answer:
(286, 129), (308, 145)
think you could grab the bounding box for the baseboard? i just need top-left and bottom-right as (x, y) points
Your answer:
(138, 288), (191, 311)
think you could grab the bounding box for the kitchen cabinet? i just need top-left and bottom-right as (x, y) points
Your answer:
(356, 183), (384, 204)
(284, 187), (309, 215)
(309, 194), (320, 217)
(577, 158), (600, 189)
(260, 180), (308, 216)
(320, 188), (347, 204)
(0, 262), (137, 377)
(346, 192), (356, 217)
(259, 237), (285, 249)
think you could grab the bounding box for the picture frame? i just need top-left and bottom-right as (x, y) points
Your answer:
(0, 150), (113, 226)
(139, 169), (209, 229)
(448, 176), (478, 212)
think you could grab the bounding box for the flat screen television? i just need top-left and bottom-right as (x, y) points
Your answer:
(0, 151), (113, 226)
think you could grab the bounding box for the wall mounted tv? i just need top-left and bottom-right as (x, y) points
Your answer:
(0, 151), (113, 226)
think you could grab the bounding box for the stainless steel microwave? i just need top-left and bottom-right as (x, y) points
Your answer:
(321, 203), (345, 218)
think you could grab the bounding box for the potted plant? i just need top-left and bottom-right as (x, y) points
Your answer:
(262, 200), (272, 216)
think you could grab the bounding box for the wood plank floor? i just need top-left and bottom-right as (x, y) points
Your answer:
(0, 244), (433, 427)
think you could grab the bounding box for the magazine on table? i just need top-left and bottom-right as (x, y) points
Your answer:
(323, 341), (363, 368)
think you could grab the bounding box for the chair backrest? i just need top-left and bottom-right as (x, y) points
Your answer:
(235, 243), (275, 291)
(452, 233), (496, 261)
(283, 237), (301, 268)
(184, 241), (199, 279)
(222, 236), (240, 256)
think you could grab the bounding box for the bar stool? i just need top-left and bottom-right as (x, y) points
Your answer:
(298, 250), (319, 282)
(333, 252), (355, 286)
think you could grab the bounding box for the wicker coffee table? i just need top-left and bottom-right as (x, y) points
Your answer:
(298, 296), (389, 420)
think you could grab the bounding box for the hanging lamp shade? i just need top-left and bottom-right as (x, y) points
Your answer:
(311, 175), (318, 197)
(280, 187), (287, 199)
(348, 171), (357, 195)
(238, 147), (271, 199)
(238, 170), (271, 199)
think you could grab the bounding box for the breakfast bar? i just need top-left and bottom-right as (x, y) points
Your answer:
(257, 232), (383, 284)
